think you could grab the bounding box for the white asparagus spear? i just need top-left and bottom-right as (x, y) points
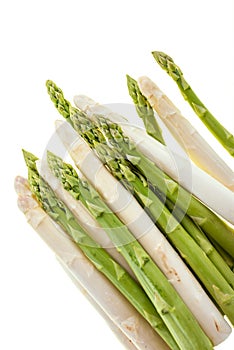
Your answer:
(56, 120), (232, 345)
(15, 176), (170, 350)
(57, 258), (138, 350)
(73, 94), (234, 225)
(74, 95), (127, 123)
(38, 160), (135, 278)
(137, 76), (234, 191)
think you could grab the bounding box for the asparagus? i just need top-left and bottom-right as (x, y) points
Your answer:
(58, 258), (139, 350)
(74, 94), (234, 222)
(138, 76), (234, 192)
(152, 51), (234, 156)
(15, 176), (171, 350)
(46, 151), (216, 350)
(207, 237), (234, 272)
(96, 120), (234, 318)
(72, 94), (234, 285)
(86, 137), (234, 321)
(126, 75), (165, 144)
(47, 149), (234, 324)
(73, 95), (128, 124)
(22, 150), (179, 350)
(165, 198), (234, 288)
(50, 81), (234, 256)
(45, 81), (234, 320)
(93, 114), (234, 255)
(39, 160), (135, 278)
(56, 120), (232, 345)
(96, 117), (234, 257)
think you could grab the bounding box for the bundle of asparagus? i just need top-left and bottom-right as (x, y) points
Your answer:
(16, 53), (234, 350)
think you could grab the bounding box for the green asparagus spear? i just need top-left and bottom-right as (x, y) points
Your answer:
(96, 141), (234, 322)
(128, 83), (234, 281)
(47, 150), (215, 350)
(207, 236), (234, 272)
(98, 116), (234, 258)
(22, 149), (179, 350)
(103, 119), (234, 285)
(45, 80), (234, 258)
(152, 51), (234, 156)
(47, 149), (234, 326)
(165, 198), (234, 288)
(126, 75), (165, 144)
(131, 87), (234, 279)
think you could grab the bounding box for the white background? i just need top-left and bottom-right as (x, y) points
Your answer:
(1, 0), (233, 349)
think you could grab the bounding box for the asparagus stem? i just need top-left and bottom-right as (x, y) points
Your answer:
(45, 81), (234, 322)
(111, 124), (234, 246)
(47, 151), (214, 350)
(55, 120), (232, 345)
(46, 80), (234, 257)
(165, 198), (234, 289)
(152, 51), (234, 156)
(121, 80), (234, 285)
(95, 140), (234, 324)
(208, 236), (234, 272)
(16, 176), (172, 350)
(96, 115), (234, 258)
(74, 94), (234, 222)
(22, 149), (179, 350)
(137, 76), (234, 192)
(46, 79), (234, 251)
(126, 75), (165, 144)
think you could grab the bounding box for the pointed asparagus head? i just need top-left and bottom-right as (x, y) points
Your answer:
(22, 149), (38, 171)
(126, 74), (149, 109)
(127, 74), (165, 144)
(126, 74), (138, 103)
(47, 150), (80, 200)
(152, 51), (183, 81)
(22, 149), (42, 203)
(152, 52), (234, 156)
(46, 80), (77, 119)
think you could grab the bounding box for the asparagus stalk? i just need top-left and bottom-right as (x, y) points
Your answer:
(91, 113), (234, 256)
(74, 94), (128, 123)
(207, 237), (234, 272)
(39, 160), (135, 278)
(57, 258), (139, 350)
(73, 94), (234, 223)
(137, 76), (234, 191)
(45, 80), (234, 323)
(56, 120), (232, 345)
(126, 75), (165, 144)
(22, 150), (181, 350)
(15, 176), (171, 350)
(95, 120), (234, 317)
(164, 198), (234, 287)
(72, 94), (130, 123)
(48, 146), (234, 300)
(46, 151), (217, 350)
(95, 117), (234, 258)
(69, 131), (234, 323)
(73, 94), (234, 284)
(152, 51), (234, 157)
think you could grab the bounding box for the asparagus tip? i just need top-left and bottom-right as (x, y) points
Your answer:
(46, 149), (54, 158)
(152, 51), (182, 79)
(22, 149), (38, 170)
(47, 149), (59, 168)
(152, 51), (169, 67)
(45, 79), (53, 88)
(126, 74), (139, 103)
(47, 150), (65, 174)
(46, 80), (73, 120)
(126, 74), (136, 84)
